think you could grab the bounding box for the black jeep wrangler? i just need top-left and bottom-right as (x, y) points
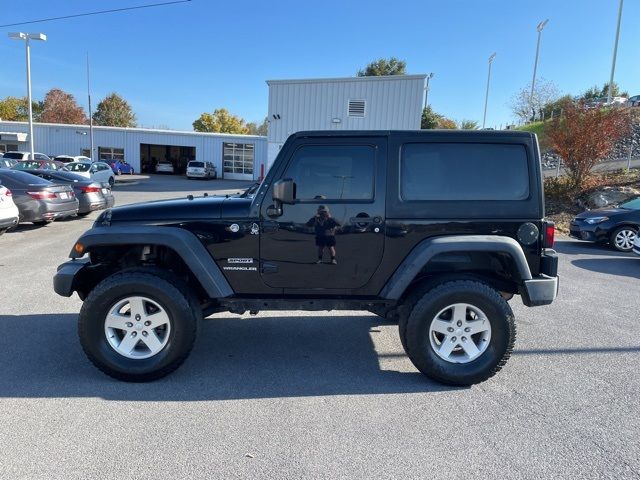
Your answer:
(54, 130), (558, 386)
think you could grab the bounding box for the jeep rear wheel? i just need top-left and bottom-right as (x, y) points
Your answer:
(403, 280), (515, 386)
(78, 271), (199, 382)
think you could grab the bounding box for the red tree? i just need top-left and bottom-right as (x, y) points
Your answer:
(546, 102), (631, 188)
(40, 88), (87, 124)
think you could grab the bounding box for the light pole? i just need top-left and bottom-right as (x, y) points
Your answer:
(424, 72), (434, 110)
(8, 32), (46, 160)
(530, 19), (549, 121)
(8, 32), (47, 158)
(482, 53), (496, 129)
(607, 0), (624, 104)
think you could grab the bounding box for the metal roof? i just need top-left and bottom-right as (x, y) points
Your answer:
(266, 74), (427, 85)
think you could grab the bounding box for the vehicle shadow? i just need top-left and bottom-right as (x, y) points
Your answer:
(571, 257), (640, 279)
(0, 313), (453, 401)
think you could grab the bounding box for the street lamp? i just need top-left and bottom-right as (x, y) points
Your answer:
(424, 72), (434, 110)
(8, 32), (47, 160)
(607, 0), (624, 104)
(482, 53), (496, 129)
(530, 19), (549, 121)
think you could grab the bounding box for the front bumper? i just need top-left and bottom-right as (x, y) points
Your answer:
(53, 258), (90, 297)
(569, 220), (610, 243)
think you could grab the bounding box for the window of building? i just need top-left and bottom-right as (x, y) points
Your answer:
(98, 147), (124, 161)
(223, 143), (254, 175)
(400, 143), (530, 201)
(81, 149), (91, 157)
(0, 144), (18, 153)
(285, 145), (375, 201)
(348, 100), (366, 117)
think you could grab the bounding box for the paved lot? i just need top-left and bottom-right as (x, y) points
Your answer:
(1, 175), (639, 479)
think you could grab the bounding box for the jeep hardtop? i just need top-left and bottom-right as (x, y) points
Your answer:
(54, 130), (558, 385)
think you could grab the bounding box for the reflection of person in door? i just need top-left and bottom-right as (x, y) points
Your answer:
(306, 205), (341, 264)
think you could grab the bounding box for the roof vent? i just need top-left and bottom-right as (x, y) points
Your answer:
(348, 100), (366, 117)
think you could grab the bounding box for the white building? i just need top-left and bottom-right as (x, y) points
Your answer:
(266, 74), (427, 164)
(0, 121), (267, 181)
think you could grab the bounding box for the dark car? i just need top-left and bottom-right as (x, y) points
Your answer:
(14, 160), (66, 171)
(570, 197), (640, 252)
(0, 169), (79, 225)
(21, 169), (115, 215)
(54, 130), (558, 387)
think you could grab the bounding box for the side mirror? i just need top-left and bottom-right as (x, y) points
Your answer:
(273, 178), (296, 205)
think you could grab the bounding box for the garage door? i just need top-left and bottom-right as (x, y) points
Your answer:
(223, 142), (254, 180)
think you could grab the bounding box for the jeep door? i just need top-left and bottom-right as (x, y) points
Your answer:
(259, 137), (387, 290)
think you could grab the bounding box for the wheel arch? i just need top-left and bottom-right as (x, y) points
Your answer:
(380, 235), (533, 301)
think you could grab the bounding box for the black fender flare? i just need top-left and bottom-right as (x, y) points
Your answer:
(68, 226), (233, 299)
(379, 235), (533, 300)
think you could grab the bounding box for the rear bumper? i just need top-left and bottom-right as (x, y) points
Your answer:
(0, 215), (19, 229)
(521, 274), (559, 306)
(53, 258), (90, 297)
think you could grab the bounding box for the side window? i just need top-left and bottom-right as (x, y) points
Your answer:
(400, 143), (530, 201)
(285, 145), (375, 201)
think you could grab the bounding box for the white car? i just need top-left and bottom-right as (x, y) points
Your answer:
(3, 151), (52, 161)
(155, 161), (174, 174)
(0, 185), (20, 234)
(54, 155), (92, 164)
(186, 160), (217, 179)
(65, 161), (115, 186)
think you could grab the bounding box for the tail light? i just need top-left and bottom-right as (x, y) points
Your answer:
(4, 189), (11, 197)
(27, 190), (56, 200)
(543, 221), (555, 248)
(80, 185), (101, 193)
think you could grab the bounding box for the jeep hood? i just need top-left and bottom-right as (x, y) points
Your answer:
(105, 195), (252, 225)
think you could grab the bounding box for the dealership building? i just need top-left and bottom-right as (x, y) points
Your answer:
(0, 121), (267, 181)
(1, 74), (426, 179)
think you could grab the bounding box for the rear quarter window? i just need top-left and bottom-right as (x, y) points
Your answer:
(400, 143), (530, 201)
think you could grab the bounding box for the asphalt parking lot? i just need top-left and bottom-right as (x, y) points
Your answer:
(1, 175), (639, 479)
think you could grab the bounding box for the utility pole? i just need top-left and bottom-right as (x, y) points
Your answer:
(482, 53), (496, 129)
(607, 0), (624, 104)
(424, 72), (434, 110)
(87, 53), (95, 159)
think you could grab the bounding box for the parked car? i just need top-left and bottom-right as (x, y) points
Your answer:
(186, 160), (216, 179)
(0, 184), (20, 234)
(629, 95), (640, 107)
(13, 159), (65, 171)
(22, 169), (115, 215)
(0, 169), (78, 225)
(3, 151), (52, 161)
(570, 197), (640, 252)
(1, 158), (18, 169)
(53, 155), (85, 164)
(633, 234), (640, 256)
(66, 161), (115, 186)
(155, 161), (174, 174)
(110, 160), (134, 175)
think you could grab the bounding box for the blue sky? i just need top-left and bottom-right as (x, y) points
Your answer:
(1, 0), (638, 130)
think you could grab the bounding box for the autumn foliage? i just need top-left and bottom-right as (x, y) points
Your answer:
(546, 102), (631, 188)
(40, 88), (87, 124)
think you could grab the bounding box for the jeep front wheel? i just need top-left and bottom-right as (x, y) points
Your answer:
(403, 280), (515, 386)
(78, 271), (199, 382)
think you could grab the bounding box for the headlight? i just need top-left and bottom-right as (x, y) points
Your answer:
(585, 216), (609, 224)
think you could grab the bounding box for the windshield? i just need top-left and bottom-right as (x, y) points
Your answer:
(3, 152), (24, 160)
(619, 197), (640, 210)
(0, 170), (51, 187)
(66, 163), (91, 172)
(188, 162), (204, 168)
(14, 161), (42, 170)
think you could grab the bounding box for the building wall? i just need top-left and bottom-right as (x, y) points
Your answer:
(266, 74), (426, 164)
(0, 121), (267, 180)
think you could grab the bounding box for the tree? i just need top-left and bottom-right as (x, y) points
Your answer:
(40, 88), (86, 124)
(421, 106), (457, 129)
(458, 119), (479, 130)
(545, 101), (631, 188)
(93, 93), (136, 127)
(580, 82), (628, 101)
(193, 108), (249, 134)
(509, 78), (559, 123)
(246, 117), (268, 136)
(0, 96), (43, 122)
(357, 57), (406, 76)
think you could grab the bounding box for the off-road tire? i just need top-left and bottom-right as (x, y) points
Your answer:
(404, 280), (516, 386)
(78, 270), (200, 382)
